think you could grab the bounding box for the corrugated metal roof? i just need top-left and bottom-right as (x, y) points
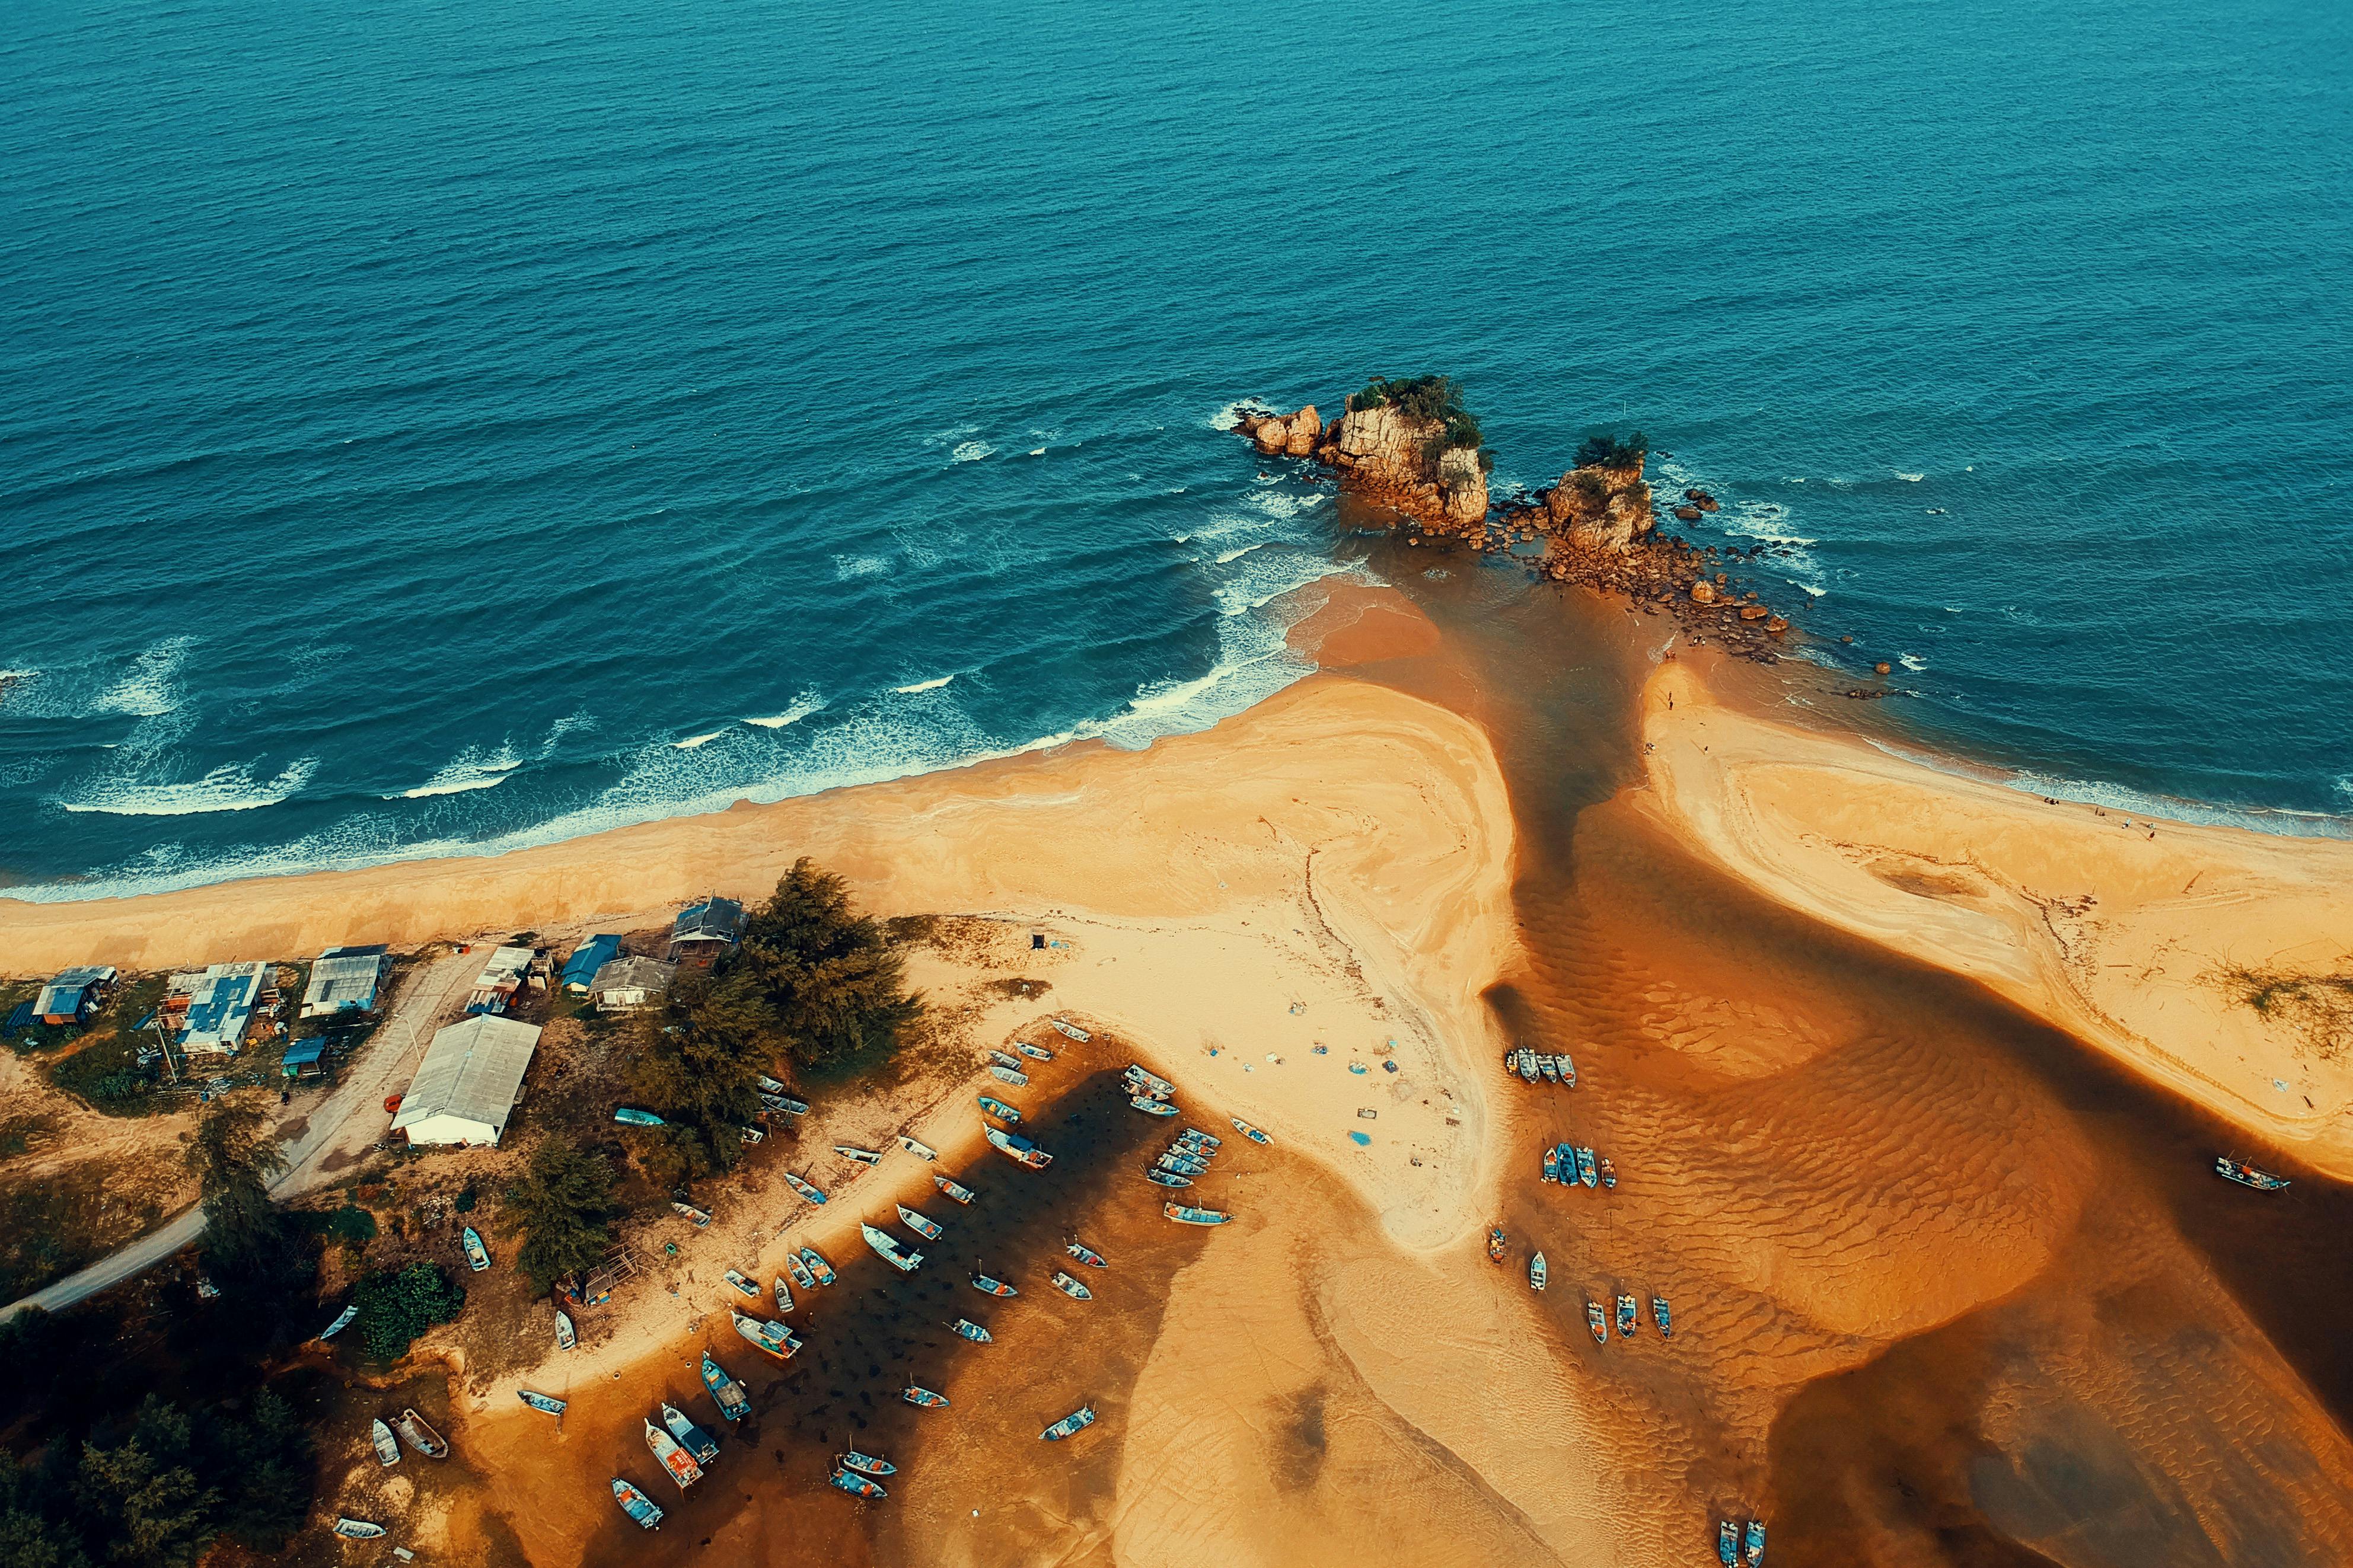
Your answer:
(34, 982), (89, 1018)
(52, 965), (119, 988)
(303, 952), (385, 1014)
(560, 934), (622, 990)
(181, 962), (269, 1052)
(671, 898), (744, 944)
(391, 1015), (540, 1140)
(589, 955), (675, 997)
(282, 1037), (327, 1066)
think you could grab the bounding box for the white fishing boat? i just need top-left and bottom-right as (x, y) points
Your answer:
(990, 1064), (1030, 1087)
(985, 1125), (1053, 1168)
(392, 1409), (447, 1460)
(555, 1310), (576, 1350)
(1051, 1019), (1091, 1041)
(1130, 1094), (1178, 1117)
(897, 1134), (938, 1161)
(370, 1419), (400, 1467)
(861, 1222), (924, 1273)
(897, 1203), (943, 1240)
(1050, 1270), (1093, 1301)
(1013, 1040), (1053, 1061)
(834, 1145), (882, 1165)
(1041, 1404), (1097, 1440)
(332, 1518), (387, 1540)
(723, 1269), (761, 1301)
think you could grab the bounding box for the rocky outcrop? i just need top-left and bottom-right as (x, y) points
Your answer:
(1245, 404), (1323, 458)
(1536, 457), (1654, 555)
(1235, 397), (1487, 531)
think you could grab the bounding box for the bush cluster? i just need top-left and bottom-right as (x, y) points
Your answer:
(1574, 431), (1649, 471)
(1347, 375), (1492, 474)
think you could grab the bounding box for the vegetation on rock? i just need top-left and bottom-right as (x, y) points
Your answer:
(1574, 430), (1648, 471)
(1347, 375), (1493, 473)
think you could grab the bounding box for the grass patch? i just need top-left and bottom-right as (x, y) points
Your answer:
(47, 1030), (157, 1115)
(2213, 959), (2353, 1063)
(0, 1170), (109, 1301)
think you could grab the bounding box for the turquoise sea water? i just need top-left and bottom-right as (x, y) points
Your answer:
(3, 0), (2348, 898)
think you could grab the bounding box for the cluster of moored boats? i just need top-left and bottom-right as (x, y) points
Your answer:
(1504, 1047), (1577, 1088)
(1539, 1140), (1616, 1190)
(1718, 1517), (1767, 1566)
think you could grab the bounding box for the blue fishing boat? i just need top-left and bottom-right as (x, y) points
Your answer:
(518, 1390), (567, 1416)
(1530, 1251), (1547, 1291)
(1144, 1168), (1192, 1188)
(1051, 1270), (1093, 1301)
(1013, 1040), (1053, 1061)
(1539, 1055), (1560, 1083)
(1231, 1117), (1270, 1145)
(902, 1385), (949, 1409)
(1164, 1202), (1230, 1225)
(757, 1090), (808, 1116)
(319, 1304), (359, 1341)
(1130, 1094), (1178, 1117)
(971, 1264), (1017, 1297)
(1718, 1521), (1737, 1566)
(462, 1227), (490, 1272)
(1178, 1126), (1222, 1148)
(723, 1269), (761, 1300)
(1066, 1238), (1107, 1268)
(614, 1107), (664, 1126)
(661, 1403), (719, 1465)
(613, 1478), (664, 1530)
(700, 1353), (751, 1420)
(986, 1126), (1053, 1168)
(1156, 1151), (1208, 1176)
(1653, 1296), (1673, 1339)
(1616, 1293), (1638, 1338)
(783, 1171), (828, 1205)
(785, 1252), (816, 1292)
(897, 1203), (943, 1240)
(830, 1463), (887, 1499)
(1574, 1147), (1598, 1189)
(860, 1222), (923, 1272)
(1041, 1404), (1097, 1441)
(1745, 1521), (1766, 1565)
(949, 1317), (992, 1343)
(978, 1095), (1022, 1123)
(1555, 1053), (1576, 1088)
(2214, 1156), (2290, 1190)
(841, 1451), (896, 1476)
(799, 1246), (836, 1285)
(935, 1173), (976, 1203)
(1542, 1147), (1561, 1183)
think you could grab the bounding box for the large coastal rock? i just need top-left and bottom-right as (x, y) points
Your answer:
(1539, 456), (1654, 553)
(1332, 403), (1488, 531)
(1246, 404), (1323, 458)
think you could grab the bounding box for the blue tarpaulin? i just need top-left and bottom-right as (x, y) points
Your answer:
(281, 1037), (327, 1075)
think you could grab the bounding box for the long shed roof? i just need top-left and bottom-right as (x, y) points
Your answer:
(390, 1015), (540, 1139)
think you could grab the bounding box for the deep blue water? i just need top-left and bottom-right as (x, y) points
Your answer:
(4, 0), (2349, 899)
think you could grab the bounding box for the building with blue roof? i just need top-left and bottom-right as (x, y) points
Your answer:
(559, 934), (623, 995)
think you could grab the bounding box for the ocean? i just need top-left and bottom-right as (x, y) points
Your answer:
(4, 0), (2349, 899)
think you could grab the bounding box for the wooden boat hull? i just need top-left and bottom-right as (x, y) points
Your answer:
(371, 1419), (400, 1467)
(554, 1310), (576, 1350)
(902, 1386), (949, 1409)
(1231, 1119), (1270, 1145)
(518, 1390), (567, 1415)
(934, 1174), (976, 1203)
(1163, 1203), (1230, 1225)
(672, 1202), (712, 1227)
(898, 1135), (938, 1161)
(950, 1318), (992, 1343)
(1051, 1019), (1090, 1040)
(978, 1096), (1022, 1123)
(830, 1467), (887, 1499)
(1014, 1041), (1052, 1061)
(799, 1247), (836, 1285)
(841, 1451), (897, 1476)
(990, 1065), (1030, 1087)
(785, 1254), (816, 1292)
(834, 1145), (882, 1165)
(724, 1270), (761, 1300)
(701, 1354), (752, 1420)
(613, 1478), (664, 1530)
(393, 1410), (448, 1460)
(1051, 1270), (1093, 1300)
(1066, 1240), (1107, 1268)
(661, 1404), (720, 1465)
(1130, 1095), (1178, 1116)
(333, 1518), (387, 1539)
(897, 1205), (943, 1240)
(461, 1228), (489, 1272)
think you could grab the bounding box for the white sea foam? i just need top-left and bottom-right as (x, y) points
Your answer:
(1214, 542), (1267, 566)
(951, 442), (994, 463)
(1209, 400), (1270, 432)
(833, 554), (889, 580)
(1896, 471), (1925, 483)
(673, 730), (728, 750)
(1029, 448), (1047, 456)
(389, 745), (523, 799)
(64, 756), (316, 816)
(93, 637), (192, 718)
(894, 675), (954, 694)
(747, 692), (824, 729)
(1899, 653), (1927, 672)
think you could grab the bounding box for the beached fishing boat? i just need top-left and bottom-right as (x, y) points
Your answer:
(371, 1419), (400, 1467)
(554, 1310), (576, 1350)
(1574, 1147), (1598, 1189)
(1653, 1296), (1673, 1338)
(518, 1390), (567, 1416)
(701, 1353), (751, 1420)
(1616, 1294), (1638, 1338)
(1067, 1238), (1108, 1268)
(1041, 1404), (1098, 1441)
(731, 1308), (801, 1361)
(2214, 1156), (2291, 1190)
(860, 1222), (924, 1272)
(1231, 1117), (1270, 1145)
(773, 1276), (793, 1312)
(935, 1173), (976, 1203)
(898, 1134), (938, 1161)
(1052, 1018), (1091, 1041)
(1530, 1251), (1547, 1291)
(783, 1171), (828, 1205)
(672, 1200), (712, 1228)
(1516, 1050), (1540, 1084)
(1130, 1094), (1178, 1117)
(902, 1385), (949, 1409)
(1164, 1202), (1230, 1225)
(971, 1266), (1017, 1297)
(332, 1518), (387, 1540)
(393, 1409), (447, 1460)
(834, 1145), (882, 1165)
(1143, 1168), (1192, 1189)
(614, 1107), (664, 1126)
(986, 1126), (1053, 1168)
(739, 1125), (764, 1144)
(989, 1064), (1030, 1087)
(977, 1094), (1022, 1123)
(799, 1246), (836, 1285)
(987, 1049), (1026, 1071)
(1586, 1302), (1607, 1346)
(462, 1227), (490, 1272)
(830, 1464), (888, 1499)
(757, 1090), (809, 1116)
(755, 1078), (810, 1114)
(1598, 1155), (1617, 1190)
(320, 1304), (359, 1341)
(1126, 1063), (1175, 1096)
(841, 1450), (897, 1476)
(785, 1252), (816, 1292)
(1718, 1520), (1737, 1566)
(661, 1403), (720, 1465)
(1487, 1227), (1506, 1263)
(1051, 1269), (1093, 1301)
(645, 1419), (702, 1489)
(613, 1478), (664, 1530)
(1156, 1151), (1208, 1175)
(1538, 1055), (1560, 1083)
(1013, 1040), (1052, 1061)
(1556, 1053), (1576, 1087)
(1745, 1520), (1766, 1565)
(723, 1269), (761, 1301)
(1541, 1146), (1561, 1184)
(949, 1317), (992, 1343)
(897, 1203), (943, 1241)
(1178, 1126), (1222, 1148)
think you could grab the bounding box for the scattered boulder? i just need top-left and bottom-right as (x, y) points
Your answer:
(1673, 504), (1701, 522)
(1684, 488), (1720, 512)
(1765, 616), (1788, 634)
(1874, 661), (1892, 675)
(1690, 581), (1717, 605)
(1739, 605), (1769, 621)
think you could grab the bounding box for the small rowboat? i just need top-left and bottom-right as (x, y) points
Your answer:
(987, 1049), (1027, 1071)
(1530, 1252), (1547, 1292)
(831, 1464), (887, 1499)
(319, 1304), (359, 1341)
(1599, 1156), (1617, 1190)
(902, 1385), (949, 1409)
(1745, 1521), (1767, 1565)
(393, 1409), (447, 1460)
(555, 1309), (576, 1350)
(645, 1419), (703, 1489)
(935, 1173), (977, 1204)
(1556, 1053), (1577, 1088)
(774, 1275), (794, 1312)
(971, 1267), (1018, 1298)
(2215, 1156), (2291, 1191)
(1539, 1055), (1560, 1083)
(986, 1126), (1053, 1168)
(1176, 1126), (1222, 1148)
(781, 1170), (828, 1213)
(1574, 1147), (1598, 1189)
(757, 1091), (807, 1116)
(977, 1095), (1022, 1123)
(949, 1317), (993, 1343)
(1157, 1151), (1208, 1175)
(461, 1227), (490, 1272)
(371, 1418), (400, 1467)
(1164, 1202), (1230, 1225)
(1487, 1227), (1506, 1264)
(1719, 1520), (1739, 1566)
(732, 1308), (801, 1361)
(332, 1518), (387, 1540)
(519, 1390), (567, 1416)
(898, 1135), (938, 1162)
(661, 1403), (720, 1465)
(1130, 1094), (1178, 1117)
(799, 1246), (836, 1285)
(1143, 1168), (1192, 1188)
(834, 1145), (882, 1166)
(1013, 1040), (1053, 1061)
(702, 1353), (751, 1420)
(723, 1269), (761, 1301)
(1653, 1296), (1673, 1339)
(1230, 1118), (1270, 1145)
(1586, 1301), (1608, 1345)
(785, 1253), (816, 1292)
(862, 1222), (924, 1272)
(897, 1204), (943, 1240)
(613, 1478), (664, 1530)
(672, 1201), (712, 1228)
(841, 1450), (897, 1477)
(739, 1125), (764, 1144)
(1041, 1404), (1097, 1441)
(1051, 1270), (1093, 1301)
(1124, 1064), (1175, 1096)
(615, 1107), (664, 1126)
(1066, 1238), (1108, 1269)
(1542, 1147), (1561, 1184)
(990, 1065), (1030, 1087)
(1051, 1018), (1091, 1041)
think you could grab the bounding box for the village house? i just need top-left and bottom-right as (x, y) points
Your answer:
(558, 934), (623, 995)
(34, 965), (119, 1026)
(174, 962), (272, 1060)
(301, 944), (388, 1019)
(463, 944), (544, 1017)
(588, 954), (675, 1014)
(668, 896), (744, 966)
(389, 1014), (541, 1147)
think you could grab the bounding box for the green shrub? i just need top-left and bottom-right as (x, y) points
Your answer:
(1574, 430), (1648, 471)
(351, 1263), (465, 1361)
(323, 1205), (377, 1251)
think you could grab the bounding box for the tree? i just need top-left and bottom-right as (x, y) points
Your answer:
(211, 1389), (314, 1551)
(72, 1399), (216, 1568)
(504, 1141), (624, 1292)
(726, 859), (923, 1073)
(1574, 431), (1648, 471)
(350, 1263), (465, 1362)
(184, 1100), (285, 1285)
(629, 966), (775, 1181)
